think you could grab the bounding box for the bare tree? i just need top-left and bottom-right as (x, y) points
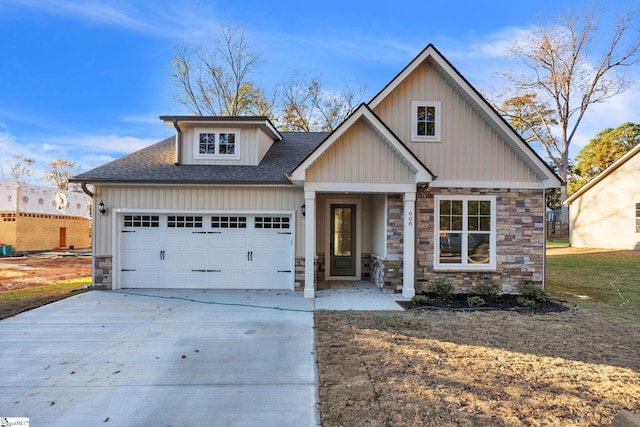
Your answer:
(171, 25), (366, 131)
(278, 71), (366, 132)
(498, 9), (640, 213)
(45, 158), (81, 191)
(172, 24), (273, 117)
(5, 155), (36, 184)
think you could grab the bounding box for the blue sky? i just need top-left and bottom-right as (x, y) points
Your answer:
(1, 0), (639, 182)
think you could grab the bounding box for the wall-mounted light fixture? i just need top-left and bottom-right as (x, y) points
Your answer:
(98, 200), (106, 215)
(301, 204), (306, 217)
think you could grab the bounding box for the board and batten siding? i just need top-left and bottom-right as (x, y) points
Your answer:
(180, 127), (266, 166)
(373, 59), (538, 184)
(92, 185), (305, 256)
(569, 152), (640, 250)
(306, 118), (416, 184)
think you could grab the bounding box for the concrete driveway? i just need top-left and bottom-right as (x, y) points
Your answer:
(0, 285), (405, 426)
(0, 289), (321, 426)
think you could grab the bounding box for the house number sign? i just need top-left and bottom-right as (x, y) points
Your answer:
(408, 210), (413, 227)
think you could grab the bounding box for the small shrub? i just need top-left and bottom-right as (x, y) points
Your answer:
(517, 297), (536, 308)
(411, 295), (430, 306)
(428, 278), (455, 300)
(467, 296), (486, 308)
(519, 284), (549, 302)
(473, 280), (500, 301)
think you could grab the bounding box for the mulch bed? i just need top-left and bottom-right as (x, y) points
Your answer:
(398, 293), (570, 313)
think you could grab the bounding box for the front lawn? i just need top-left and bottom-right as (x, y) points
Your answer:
(315, 247), (640, 426)
(0, 278), (91, 320)
(546, 248), (640, 324)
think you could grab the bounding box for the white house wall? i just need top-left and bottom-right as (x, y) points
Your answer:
(371, 193), (387, 257)
(93, 185), (305, 256)
(372, 60), (539, 185)
(257, 128), (275, 163)
(305, 118), (416, 184)
(569, 153), (640, 250)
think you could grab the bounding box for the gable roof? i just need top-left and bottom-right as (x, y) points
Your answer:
(289, 103), (434, 184)
(71, 132), (328, 185)
(370, 44), (561, 187)
(565, 142), (640, 205)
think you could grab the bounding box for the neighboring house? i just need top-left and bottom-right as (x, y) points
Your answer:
(565, 143), (640, 250)
(0, 181), (91, 253)
(72, 44), (560, 297)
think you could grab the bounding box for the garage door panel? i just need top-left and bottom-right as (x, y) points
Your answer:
(120, 213), (293, 290)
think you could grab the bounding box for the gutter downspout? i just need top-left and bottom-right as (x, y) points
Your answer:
(173, 119), (182, 166)
(81, 182), (93, 198)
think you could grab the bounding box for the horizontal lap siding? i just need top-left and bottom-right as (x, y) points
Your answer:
(306, 118), (415, 184)
(570, 154), (640, 249)
(93, 186), (304, 256)
(373, 60), (538, 184)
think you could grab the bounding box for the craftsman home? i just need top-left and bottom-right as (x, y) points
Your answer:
(0, 181), (91, 253)
(72, 44), (561, 297)
(565, 143), (640, 250)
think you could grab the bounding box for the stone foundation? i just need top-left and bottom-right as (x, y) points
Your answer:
(93, 255), (113, 290)
(370, 254), (403, 293)
(294, 257), (305, 291)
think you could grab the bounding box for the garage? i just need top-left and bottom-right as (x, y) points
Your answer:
(118, 213), (294, 289)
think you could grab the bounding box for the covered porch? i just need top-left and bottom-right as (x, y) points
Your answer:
(288, 104), (434, 299)
(301, 189), (419, 298)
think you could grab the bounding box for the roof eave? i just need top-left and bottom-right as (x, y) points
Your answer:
(69, 178), (293, 186)
(160, 115), (283, 141)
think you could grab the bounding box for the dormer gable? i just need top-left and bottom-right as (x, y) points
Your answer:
(160, 116), (282, 166)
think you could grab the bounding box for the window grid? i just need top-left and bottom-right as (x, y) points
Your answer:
(411, 101), (441, 141)
(218, 133), (236, 155)
(436, 197), (494, 267)
(211, 216), (247, 229)
(124, 215), (160, 228)
(255, 216), (290, 229)
(199, 133), (216, 154)
(417, 105), (436, 136)
(197, 131), (237, 156)
(167, 216), (203, 228)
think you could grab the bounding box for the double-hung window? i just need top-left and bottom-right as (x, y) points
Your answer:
(435, 195), (496, 270)
(195, 129), (238, 159)
(411, 101), (441, 142)
(636, 203), (640, 233)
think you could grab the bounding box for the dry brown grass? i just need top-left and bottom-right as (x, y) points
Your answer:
(315, 310), (640, 426)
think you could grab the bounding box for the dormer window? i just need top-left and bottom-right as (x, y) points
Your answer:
(411, 101), (441, 142)
(195, 129), (239, 158)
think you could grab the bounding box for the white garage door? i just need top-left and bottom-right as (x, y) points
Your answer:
(119, 214), (293, 289)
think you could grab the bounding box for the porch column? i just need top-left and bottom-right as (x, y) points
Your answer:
(402, 192), (416, 297)
(304, 190), (316, 298)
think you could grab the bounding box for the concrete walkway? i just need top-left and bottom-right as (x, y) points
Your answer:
(0, 284), (406, 426)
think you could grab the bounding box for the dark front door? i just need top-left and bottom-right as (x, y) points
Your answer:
(330, 204), (356, 276)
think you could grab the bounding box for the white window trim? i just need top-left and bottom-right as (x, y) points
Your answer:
(635, 202), (640, 233)
(411, 100), (441, 142)
(193, 128), (240, 160)
(433, 195), (496, 271)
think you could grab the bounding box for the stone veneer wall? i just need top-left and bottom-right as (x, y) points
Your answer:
(93, 255), (112, 290)
(294, 257), (305, 291)
(416, 187), (545, 294)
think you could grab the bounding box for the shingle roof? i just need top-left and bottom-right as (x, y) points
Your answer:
(72, 132), (329, 185)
